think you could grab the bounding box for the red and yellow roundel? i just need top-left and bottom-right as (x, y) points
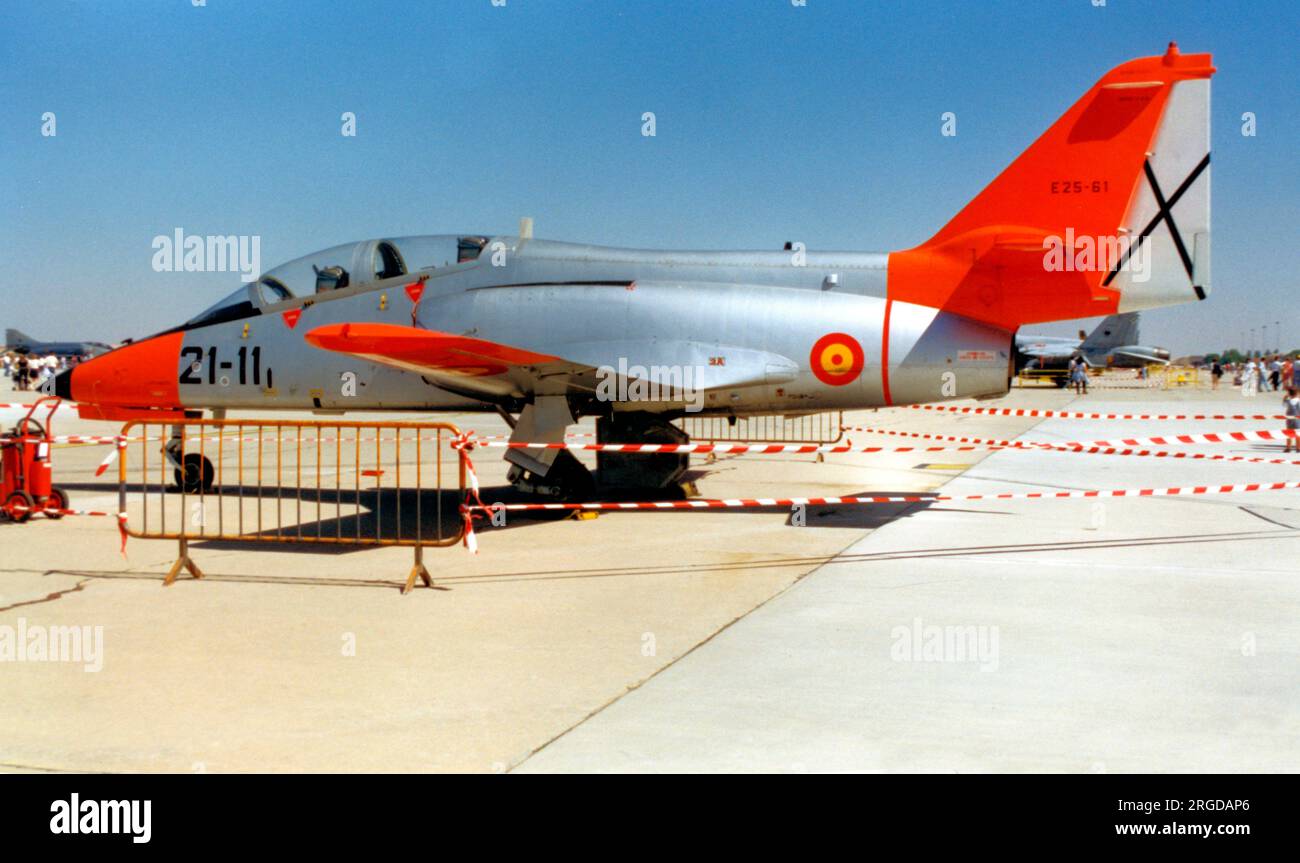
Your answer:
(810, 332), (865, 386)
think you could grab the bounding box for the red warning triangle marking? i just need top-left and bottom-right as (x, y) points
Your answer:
(404, 281), (424, 304)
(282, 309), (302, 329)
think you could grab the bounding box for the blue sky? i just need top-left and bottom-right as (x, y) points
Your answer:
(2, 0), (1296, 354)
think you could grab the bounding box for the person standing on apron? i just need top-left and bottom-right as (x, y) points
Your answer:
(1284, 387), (1300, 454)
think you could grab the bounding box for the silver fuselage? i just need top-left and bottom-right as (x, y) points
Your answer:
(91, 236), (1017, 419)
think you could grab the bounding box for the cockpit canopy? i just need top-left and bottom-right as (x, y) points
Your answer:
(185, 234), (491, 328)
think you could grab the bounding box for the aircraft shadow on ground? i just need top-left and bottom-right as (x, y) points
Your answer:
(55, 479), (937, 548)
(469, 484), (937, 535)
(185, 485), (465, 554)
(57, 480), (463, 554)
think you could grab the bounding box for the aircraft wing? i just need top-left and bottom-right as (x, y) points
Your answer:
(305, 323), (571, 399)
(306, 323), (560, 376)
(305, 324), (796, 400)
(1017, 343), (1076, 363)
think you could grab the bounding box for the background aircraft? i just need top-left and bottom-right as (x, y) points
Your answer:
(5, 328), (111, 357)
(1017, 313), (1172, 379)
(56, 46), (1214, 498)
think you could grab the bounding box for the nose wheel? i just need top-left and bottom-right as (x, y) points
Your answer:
(164, 425), (216, 494)
(174, 453), (216, 494)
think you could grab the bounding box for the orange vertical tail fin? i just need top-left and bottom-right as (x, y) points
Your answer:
(888, 44), (1214, 329)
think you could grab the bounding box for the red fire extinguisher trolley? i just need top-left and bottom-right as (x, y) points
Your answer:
(1, 397), (69, 522)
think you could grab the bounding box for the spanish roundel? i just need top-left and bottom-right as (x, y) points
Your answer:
(810, 332), (864, 386)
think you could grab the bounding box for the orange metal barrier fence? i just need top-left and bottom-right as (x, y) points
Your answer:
(675, 411), (844, 445)
(118, 418), (465, 593)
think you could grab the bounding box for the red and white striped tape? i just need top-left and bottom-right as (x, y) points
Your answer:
(12, 397), (1299, 556)
(0, 433), (132, 446)
(2, 399), (1289, 423)
(5, 504), (120, 518)
(21, 426), (1293, 458)
(1034, 446), (1300, 467)
(2, 503), (131, 552)
(465, 429), (1297, 453)
(849, 426), (1298, 450)
(94, 437), (128, 476)
(895, 404), (1289, 421)
(462, 480), (1300, 514)
(2, 431), (600, 447)
(0, 402), (75, 410)
(450, 431), (485, 553)
(57, 431), (488, 476)
(455, 462), (1300, 553)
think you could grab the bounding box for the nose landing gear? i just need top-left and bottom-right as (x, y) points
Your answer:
(164, 426), (215, 493)
(174, 452), (215, 494)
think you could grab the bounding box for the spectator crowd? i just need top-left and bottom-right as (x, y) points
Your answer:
(1, 352), (86, 392)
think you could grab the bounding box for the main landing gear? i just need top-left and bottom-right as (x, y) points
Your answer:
(503, 401), (690, 501)
(594, 412), (690, 492)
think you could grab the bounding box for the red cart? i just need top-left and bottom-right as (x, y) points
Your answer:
(1, 396), (69, 522)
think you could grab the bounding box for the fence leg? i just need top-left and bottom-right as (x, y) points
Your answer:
(403, 544), (433, 594)
(163, 537), (205, 587)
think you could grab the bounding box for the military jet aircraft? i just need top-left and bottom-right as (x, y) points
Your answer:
(1017, 312), (1172, 384)
(5, 329), (111, 358)
(56, 45), (1214, 497)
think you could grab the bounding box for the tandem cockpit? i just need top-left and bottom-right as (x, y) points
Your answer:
(184, 234), (493, 329)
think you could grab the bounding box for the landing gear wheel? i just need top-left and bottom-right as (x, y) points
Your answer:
(550, 449), (596, 501)
(596, 412), (690, 491)
(508, 449), (596, 502)
(5, 491), (35, 523)
(174, 453), (215, 493)
(44, 487), (69, 519)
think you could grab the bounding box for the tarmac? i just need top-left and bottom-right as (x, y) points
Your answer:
(1, 375), (1297, 772)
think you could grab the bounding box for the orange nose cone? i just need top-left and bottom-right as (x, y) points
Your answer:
(68, 332), (184, 413)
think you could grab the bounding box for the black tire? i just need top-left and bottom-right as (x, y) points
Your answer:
(5, 490), (35, 524)
(174, 454), (215, 493)
(554, 450), (597, 502)
(44, 487), (69, 519)
(533, 449), (595, 502)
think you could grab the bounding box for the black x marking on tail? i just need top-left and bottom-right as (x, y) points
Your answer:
(1102, 153), (1210, 288)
